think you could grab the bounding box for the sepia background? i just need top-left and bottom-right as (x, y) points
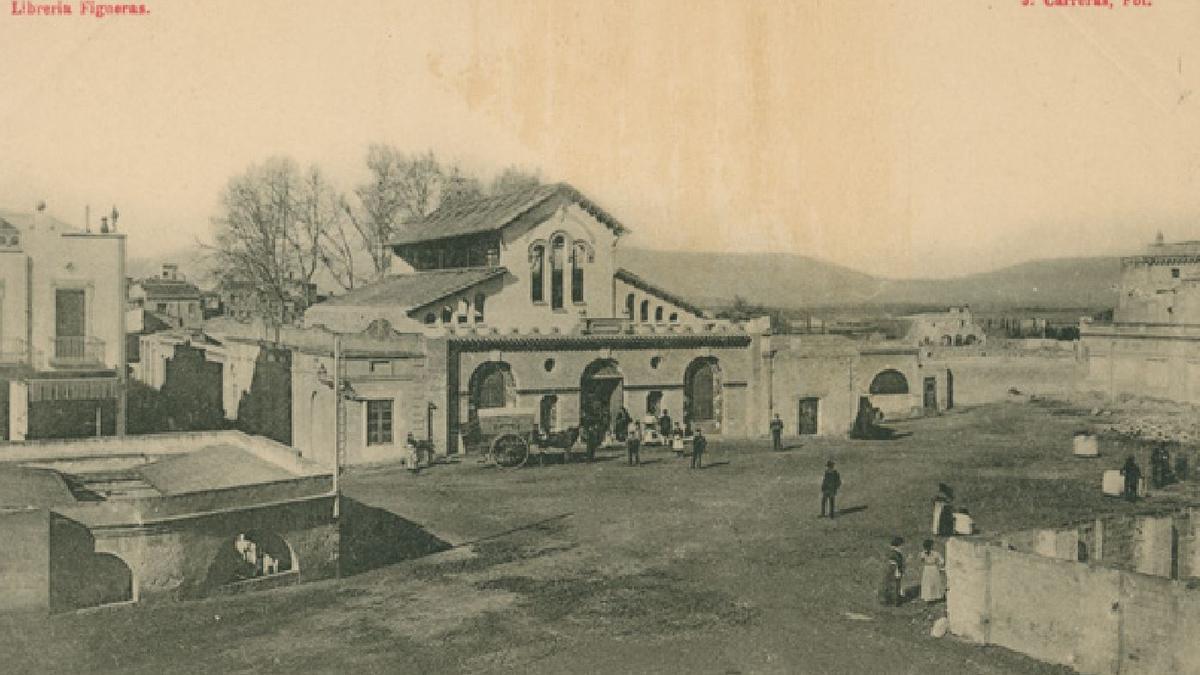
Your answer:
(0, 0), (1197, 279)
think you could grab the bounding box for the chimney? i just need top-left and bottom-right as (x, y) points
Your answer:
(100, 216), (109, 234)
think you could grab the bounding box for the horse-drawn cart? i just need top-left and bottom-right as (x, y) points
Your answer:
(472, 408), (581, 468)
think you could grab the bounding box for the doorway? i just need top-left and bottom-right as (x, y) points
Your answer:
(946, 370), (954, 410)
(580, 359), (623, 437)
(923, 377), (938, 413)
(797, 397), (819, 435)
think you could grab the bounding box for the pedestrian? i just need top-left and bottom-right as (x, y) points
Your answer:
(770, 413), (784, 451)
(879, 536), (905, 606)
(585, 422), (600, 461)
(691, 428), (707, 469)
(659, 408), (673, 438)
(1151, 444), (1166, 488)
(918, 539), (946, 603)
(404, 433), (422, 474)
(671, 423), (685, 457)
(626, 421), (642, 466)
(1121, 455), (1141, 502)
(614, 407), (631, 442)
(820, 460), (841, 518)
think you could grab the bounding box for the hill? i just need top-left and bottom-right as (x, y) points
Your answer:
(616, 248), (1120, 311)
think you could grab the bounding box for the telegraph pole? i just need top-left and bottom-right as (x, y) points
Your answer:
(332, 334), (343, 519)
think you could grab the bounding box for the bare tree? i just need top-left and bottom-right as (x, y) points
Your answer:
(490, 166), (542, 195)
(210, 157), (328, 324)
(347, 145), (448, 275)
(296, 166), (360, 291)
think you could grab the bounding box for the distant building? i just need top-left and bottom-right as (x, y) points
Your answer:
(128, 263), (203, 329)
(899, 306), (985, 347)
(0, 207), (126, 441)
(1082, 236), (1200, 402)
(218, 277), (318, 326)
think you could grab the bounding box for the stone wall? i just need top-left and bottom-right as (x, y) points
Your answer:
(0, 509), (50, 612)
(948, 510), (1200, 674)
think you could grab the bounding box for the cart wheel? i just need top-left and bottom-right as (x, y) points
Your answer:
(492, 434), (530, 468)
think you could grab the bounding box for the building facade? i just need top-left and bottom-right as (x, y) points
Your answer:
(0, 208), (126, 441)
(128, 263), (203, 329)
(1081, 237), (1200, 403)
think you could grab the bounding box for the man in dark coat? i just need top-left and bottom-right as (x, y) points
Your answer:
(1121, 455), (1141, 502)
(691, 428), (707, 469)
(659, 409), (673, 438)
(821, 460), (842, 518)
(770, 413), (784, 451)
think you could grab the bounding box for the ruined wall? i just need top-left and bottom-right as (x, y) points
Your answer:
(948, 512), (1200, 674)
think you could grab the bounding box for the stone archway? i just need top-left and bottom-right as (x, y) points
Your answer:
(684, 357), (722, 433)
(869, 369), (910, 395)
(466, 362), (517, 443)
(580, 359), (624, 439)
(203, 530), (298, 592)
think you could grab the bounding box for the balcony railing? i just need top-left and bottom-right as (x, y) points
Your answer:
(0, 338), (26, 364)
(51, 336), (106, 366)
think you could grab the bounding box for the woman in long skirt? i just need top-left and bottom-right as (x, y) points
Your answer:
(919, 539), (946, 602)
(879, 536), (905, 606)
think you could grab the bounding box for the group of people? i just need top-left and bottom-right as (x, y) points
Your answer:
(624, 416), (707, 468)
(878, 484), (974, 607)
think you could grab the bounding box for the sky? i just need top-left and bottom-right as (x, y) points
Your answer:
(0, 0), (1197, 279)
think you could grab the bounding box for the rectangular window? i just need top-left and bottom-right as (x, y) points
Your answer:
(367, 399), (393, 445)
(369, 360), (391, 375)
(1172, 268), (1181, 279)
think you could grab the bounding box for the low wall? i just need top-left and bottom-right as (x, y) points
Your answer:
(949, 511), (1200, 674)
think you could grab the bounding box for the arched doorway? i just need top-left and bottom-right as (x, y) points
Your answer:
(684, 358), (722, 433)
(203, 530), (297, 591)
(467, 362), (517, 443)
(580, 359), (623, 439)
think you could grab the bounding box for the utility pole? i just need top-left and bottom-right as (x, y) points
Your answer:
(332, 334), (343, 519)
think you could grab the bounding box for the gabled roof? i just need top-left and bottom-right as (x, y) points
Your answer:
(136, 278), (202, 301)
(313, 267), (507, 313)
(389, 182), (629, 246)
(614, 268), (709, 317)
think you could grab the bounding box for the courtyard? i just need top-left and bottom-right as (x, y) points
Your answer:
(0, 397), (1163, 674)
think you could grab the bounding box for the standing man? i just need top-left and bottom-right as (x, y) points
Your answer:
(659, 408), (673, 439)
(770, 413), (784, 451)
(1121, 455), (1142, 502)
(626, 421), (642, 466)
(821, 460), (841, 518)
(691, 428), (707, 469)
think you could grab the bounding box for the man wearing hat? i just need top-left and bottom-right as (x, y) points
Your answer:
(820, 460), (841, 518)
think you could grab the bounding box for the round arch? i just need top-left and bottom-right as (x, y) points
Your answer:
(203, 530), (298, 591)
(466, 362), (517, 441)
(580, 359), (624, 439)
(683, 357), (722, 433)
(869, 369), (909, 395)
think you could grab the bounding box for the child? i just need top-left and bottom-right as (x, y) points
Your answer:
(918, 539), (946, 602)
(671, 423), (685, 457)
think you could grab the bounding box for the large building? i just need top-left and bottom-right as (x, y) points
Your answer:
(301, 183), (941, 460)
(0, 207), (126, 441)
(1081, 236), (1200, 403)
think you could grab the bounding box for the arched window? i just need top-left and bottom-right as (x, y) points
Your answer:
(457, 297), (469, 324)
(571, 242), (591, 304)
(625, 293), (635, 319)
(529, 243), (545, 303)
(654, 306), (664, 322)
(441, 306), (453, 324)
(474, 293), (486, 323)
(640, 299), (649, 322)
(869, 369), (909, 395)
(550, 235), (565, 309)
(473, 363), (514, 409)
(684, 358), (721, 424)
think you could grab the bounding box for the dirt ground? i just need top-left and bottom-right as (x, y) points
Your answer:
(0, 399), (1159, 675)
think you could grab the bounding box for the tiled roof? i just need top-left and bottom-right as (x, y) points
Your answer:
(389, 183), (628, 246)
(614, 268), (709, 317)
(314, 267), (507, 313)
(137, 278), (202, 300)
